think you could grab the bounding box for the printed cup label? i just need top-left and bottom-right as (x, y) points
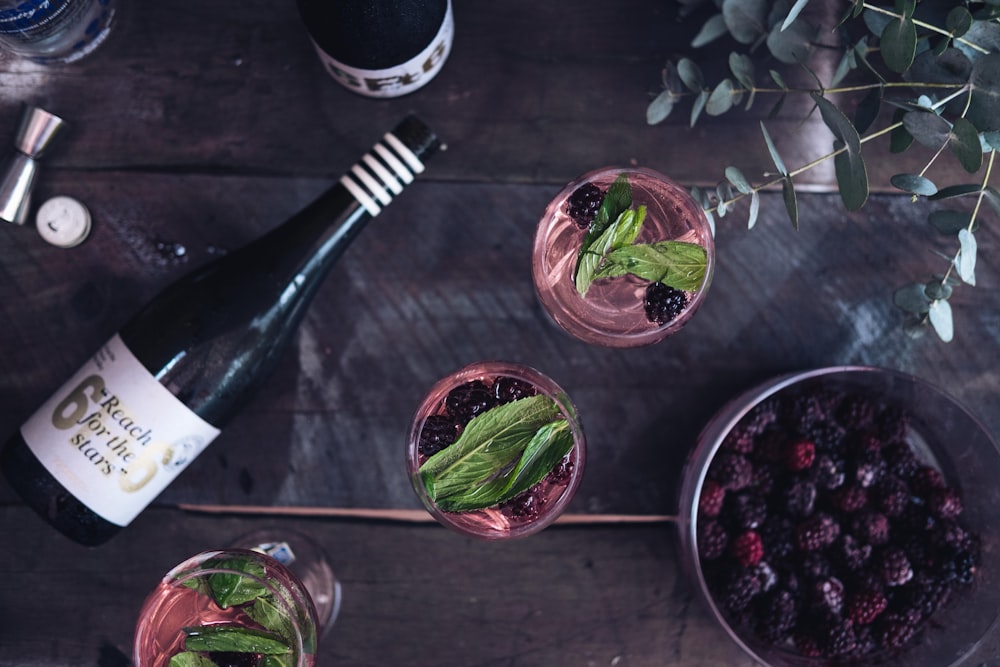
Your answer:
(312, 0), (454, 98)
(21, 334), (220, 526)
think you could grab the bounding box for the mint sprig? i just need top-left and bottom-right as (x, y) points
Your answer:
(575, 205), (647, 296)
(419, 395), (574, 512)
(182, 625), (291, 654)
(593, 240), (707, 291)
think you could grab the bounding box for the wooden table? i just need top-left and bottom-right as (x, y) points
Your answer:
(1, 1), (997, 665)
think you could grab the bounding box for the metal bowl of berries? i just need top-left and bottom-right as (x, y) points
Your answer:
(406, 361), (586, 540)
(678, 366), (1000, 666)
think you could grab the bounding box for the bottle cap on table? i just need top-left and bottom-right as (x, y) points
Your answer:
(35, 195), (91, 248)
(0, 104), (67, 225)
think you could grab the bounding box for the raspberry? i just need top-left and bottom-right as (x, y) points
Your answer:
(698, 520), (729, 560)
(831, 484), (868, 513)
(730, 530), (764, 567)
(846, 589), (887, 625)
(708, 453), (753, 491)
(785, 439), (816, 471)
(878, 547), (914, 587)
(445, 380), (494, 422)
(852, 511), (890, 546)
(492, 376), (536, 404)
(795, 513), (840, 551)
(564, 182), (605, 228)
(698, 480), (726, 518)
(783, 479), (817, 518)
(644, 282), (688, 325)
(928, 487), (963, 520)
(725, 493), (767, 530)
(418, 414), (460, 457)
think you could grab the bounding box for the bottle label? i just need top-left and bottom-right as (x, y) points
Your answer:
(311, 0), (454, 98)
(20, 334), (220, 527)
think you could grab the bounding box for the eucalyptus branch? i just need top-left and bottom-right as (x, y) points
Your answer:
(862, 2), (992, 55)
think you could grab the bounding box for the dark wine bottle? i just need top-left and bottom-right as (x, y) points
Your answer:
(296, 0), (453, 98)
(0, 115), (441, 546)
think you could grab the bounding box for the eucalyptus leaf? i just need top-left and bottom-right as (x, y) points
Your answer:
(722, 0), (769, 45)
(692, 13), (730, 48)
(949, 117), (984, 172)
(834, 146), (869, 210)
(781, 0), (811, 31)
(928, 299), (954, 342)
(782, 176), (799, 230)
(419, 395), (565, 506)
(881, 14), (917, 72)
(183, 625), (291, 655)
(691, 90), (709, 127)
(957, 20), (1000, 61)
(925, 280), (953, 301)
(767, 17), (815, 64)
(890, 109), (914, 153)
(575, 205), (646, 295)
(946, 7), (974, 39)
(593, 241), (708, 291)
(894, 283), (931, 314)
(725, 166), (753, 194)
(968, 53), (1000, 132)
(748, 190), (761, 229)
(729, 52), (756, 90)
(647, 90), (676, 125)
(956, 228), (977, 285)
(854, 87), (882, 134)
(677, 58), (704, 92)
(891, 173), (938, 196)
(902, 110), (952, 148)
(985, 132), (1000, 151)
(760, 121), (788, 175)
(769, 69), (787, 89)
(706, 78), (737, 115)
(929, 183), (983, 200)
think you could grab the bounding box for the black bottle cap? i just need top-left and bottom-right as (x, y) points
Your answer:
(391, 114), (443, 164)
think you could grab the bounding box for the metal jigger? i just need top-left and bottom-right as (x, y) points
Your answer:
(0, 105), (67, 225)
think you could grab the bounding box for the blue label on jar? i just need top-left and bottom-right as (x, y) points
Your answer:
(0, 0), (71, 35)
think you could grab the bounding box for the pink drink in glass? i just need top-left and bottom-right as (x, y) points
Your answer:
(406, 361), (586, 540)
(532, 166), (715, 348)
(133, 549), (319, 667)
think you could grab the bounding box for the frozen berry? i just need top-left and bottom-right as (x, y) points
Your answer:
(821, 618), (858, 656)
(544, 456), (575, 484)
(698, 480), (726, 518)
(876, 613), (915, 650)
(209, 654), (262, 667)
(564, 182), (604, 228)
(928, 487), (963, 520)
(832, 534), (872, 572)
(698, 520), (729, 560)
(445, 380), (494, 422)
(831, 485), (868, 513)
(851, 511), (890, 546)
(812, 454), (846, 490)
(809, 576), (845, 615)
(754, 589), (799, 643)
(644, 282), (688, 325)
(785, 439), (816, 471)
(846, 589), (887, 625)
(783, 479), (817, 518)
(708, 453), (753, 491)
(418, 414), (460, 457)
(911, 465), (946, 497)
(726, 493), (767, 530)
(502, 490), (541, 520)
(731, 530), (765, 567)
(874, 476), (910, 517)
(721, 568), (763, 613)
(492, 376), (537, 404)
(878, 547), (914, 587)
(795, 513), (840, 551)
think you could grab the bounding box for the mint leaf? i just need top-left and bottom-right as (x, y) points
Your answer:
(205, 557), (268, 608)
(262, 656), (295, 667)
(573, 174), (632, 288)
(593, 240), (707, 291)
(574, 205), (647, 295)
(183, 625), (291, 655)
(168, 653), (216, 667)
(435, 418), (574, 512)
(419, 395), (567, 510)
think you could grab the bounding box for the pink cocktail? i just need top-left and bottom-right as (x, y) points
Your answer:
(133, 549), (319, 667)
(406, 361), (586, 540)
(532, 166), (715, 347)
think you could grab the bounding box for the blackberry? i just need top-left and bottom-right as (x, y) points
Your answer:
(698, 520), (729, 560)
(809, 576), (845, 615)
(799, 551), (833, 580)
(721, 423), (756, 454)
(698, 480), (726, 518)
(750, 463), (777, 497)
(910, 465), (946, 497)
(756, 430), (789, 463)
(883, 441), (919, 480)
(564, 182), (605, 228)
(928, 487), (963, 520)
(852, 511), (890, 546)
(545, 456), (575, 484)
(445, 380), (495, 422)
(785, 439), (816, 472)
(875, 405), (911, 444)
(836, 393), (879, 428)
(730, 530), (765, 567)
(831, 534), (872, 572)
(793, 632), (823, 658)
(878, 547), (914, 587)
(759, 516), (795, 562)
(721, 567), (763, 613)
(851, 447), (886, 488)
(754, 589), (799, 643)
(939, 547), (977, 585)
(900, 573), (953, 621)
(933, 519), (975, 552)
(783, 479), (817, 518)
(644, 282), (688, 325)
(812, 454), (846, 490)
(725, 492), (767, 531)
(874, 476), (910, 517)
(821, 617), (858, 657)
(830, 484), (868, 514)
(795, 513), (840, 552)
(745, 399), (780, 435)
(708, 452), (753, 491)
(501, 490), (541, 520)
(875, 613), (915, 650)
(846, 589), (887, 625)
(806, 420), (847, 453)
(493, 376), (536, 404)
(418, 414), (460, 457)
(209, 653), (262, 667)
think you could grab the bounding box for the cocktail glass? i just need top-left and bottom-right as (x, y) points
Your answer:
(406, 361), (586, 540)
(531, 166), (715, 348)
(133, 546), (324, 667)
